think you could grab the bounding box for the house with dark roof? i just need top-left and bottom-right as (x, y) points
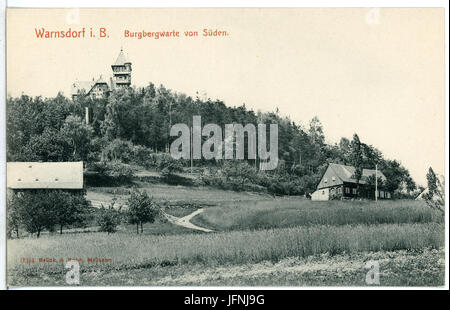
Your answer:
(71, 48), (132, 101)
(311, 163), (391, 200)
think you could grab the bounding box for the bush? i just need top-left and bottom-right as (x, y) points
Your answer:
(103, 139), (134, 163)
(85, 161), (134, 186)
(156, 154), (184, 179)
(101, 139), (156, 168)
(198, 161), (258, 192)
(197, 161), (306, 195)
(131, 145), (155, 168)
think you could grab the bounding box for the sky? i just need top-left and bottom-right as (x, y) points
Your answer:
(6, 8), (445, 186)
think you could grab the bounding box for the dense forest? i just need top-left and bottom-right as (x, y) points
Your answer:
(6, 83), (417, 197)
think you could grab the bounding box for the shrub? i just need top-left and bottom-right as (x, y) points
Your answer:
(198, 161), (305, 195)
(101, 139), (157, 168)
(85, 161), (134, 186)
(103, 139), (134, 163)
(156, 154), (184, 179)
(131, 145), (155, 168)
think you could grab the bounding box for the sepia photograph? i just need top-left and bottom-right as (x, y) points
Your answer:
(2, 3), (447, 291)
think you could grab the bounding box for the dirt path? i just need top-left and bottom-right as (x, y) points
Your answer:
(89, 196), (213, 232)
(164, 209), (213, 232)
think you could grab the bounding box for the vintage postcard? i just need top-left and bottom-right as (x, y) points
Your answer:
(4, 7), (447, 289)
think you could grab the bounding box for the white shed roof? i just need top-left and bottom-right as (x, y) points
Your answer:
(7, 162), (83, 189)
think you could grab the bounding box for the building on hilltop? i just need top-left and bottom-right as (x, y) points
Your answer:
(311, 163), (391, 201)
(111, 48), (132, 90)
(71, 48), (132, 101)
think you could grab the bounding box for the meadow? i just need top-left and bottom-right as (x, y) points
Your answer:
(190, 199), (443, 231)
(86, 182), (271, 207)
(7, 183), (446, 287)
(8, 222), (444, 286)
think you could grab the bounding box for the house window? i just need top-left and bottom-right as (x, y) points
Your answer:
(332, 177), (336, 182)
(324, 178), (328, 183)
(380, 190), (384, 198)
(338, 187), (342, 194)
(386, 192), (391, 199)
(322, 190), (325, 195)
(345, 187), (350, 194)
(352, 188), (357, 194)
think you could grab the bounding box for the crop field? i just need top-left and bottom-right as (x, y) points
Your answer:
(7, 185), (446, 287)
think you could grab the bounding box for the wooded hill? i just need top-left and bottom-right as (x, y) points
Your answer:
(6, 83), (417, 197)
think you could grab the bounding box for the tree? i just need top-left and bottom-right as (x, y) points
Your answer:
(97, 201), (122, 234)
(308, 116), (325, 146)
(11, 190), (58, 238)
(423, 167), (444, 214)
(6, 94), (78, 161)
(338, 137), (351, 163)
(60, 115), (94, 161)
(380, 159), (416, 196)
(361, 143), (383, 168)
(350, 134), (363, 196)
(127, 189), (160, 234)
(21, 128), (72, 162)
(7, 193), (21, 238)
(52, 191), (89, 234)
(8, 190), (88, 237)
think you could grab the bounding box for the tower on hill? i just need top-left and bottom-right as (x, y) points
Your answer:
(111, 47), (132, 90)
(71, 48), (132, 100)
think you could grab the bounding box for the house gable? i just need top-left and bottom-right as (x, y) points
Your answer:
(317, 164), (344, 189)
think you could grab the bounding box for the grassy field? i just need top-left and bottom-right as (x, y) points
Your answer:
(87, 182), (272, 207)
(8, 222), (444, 286)
(191, 199), (443, 231)
(7, 184), (446, 287)
(8, 247), (444, 287)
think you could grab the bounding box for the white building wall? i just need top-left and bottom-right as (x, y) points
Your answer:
(311, 188), (330, 201)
